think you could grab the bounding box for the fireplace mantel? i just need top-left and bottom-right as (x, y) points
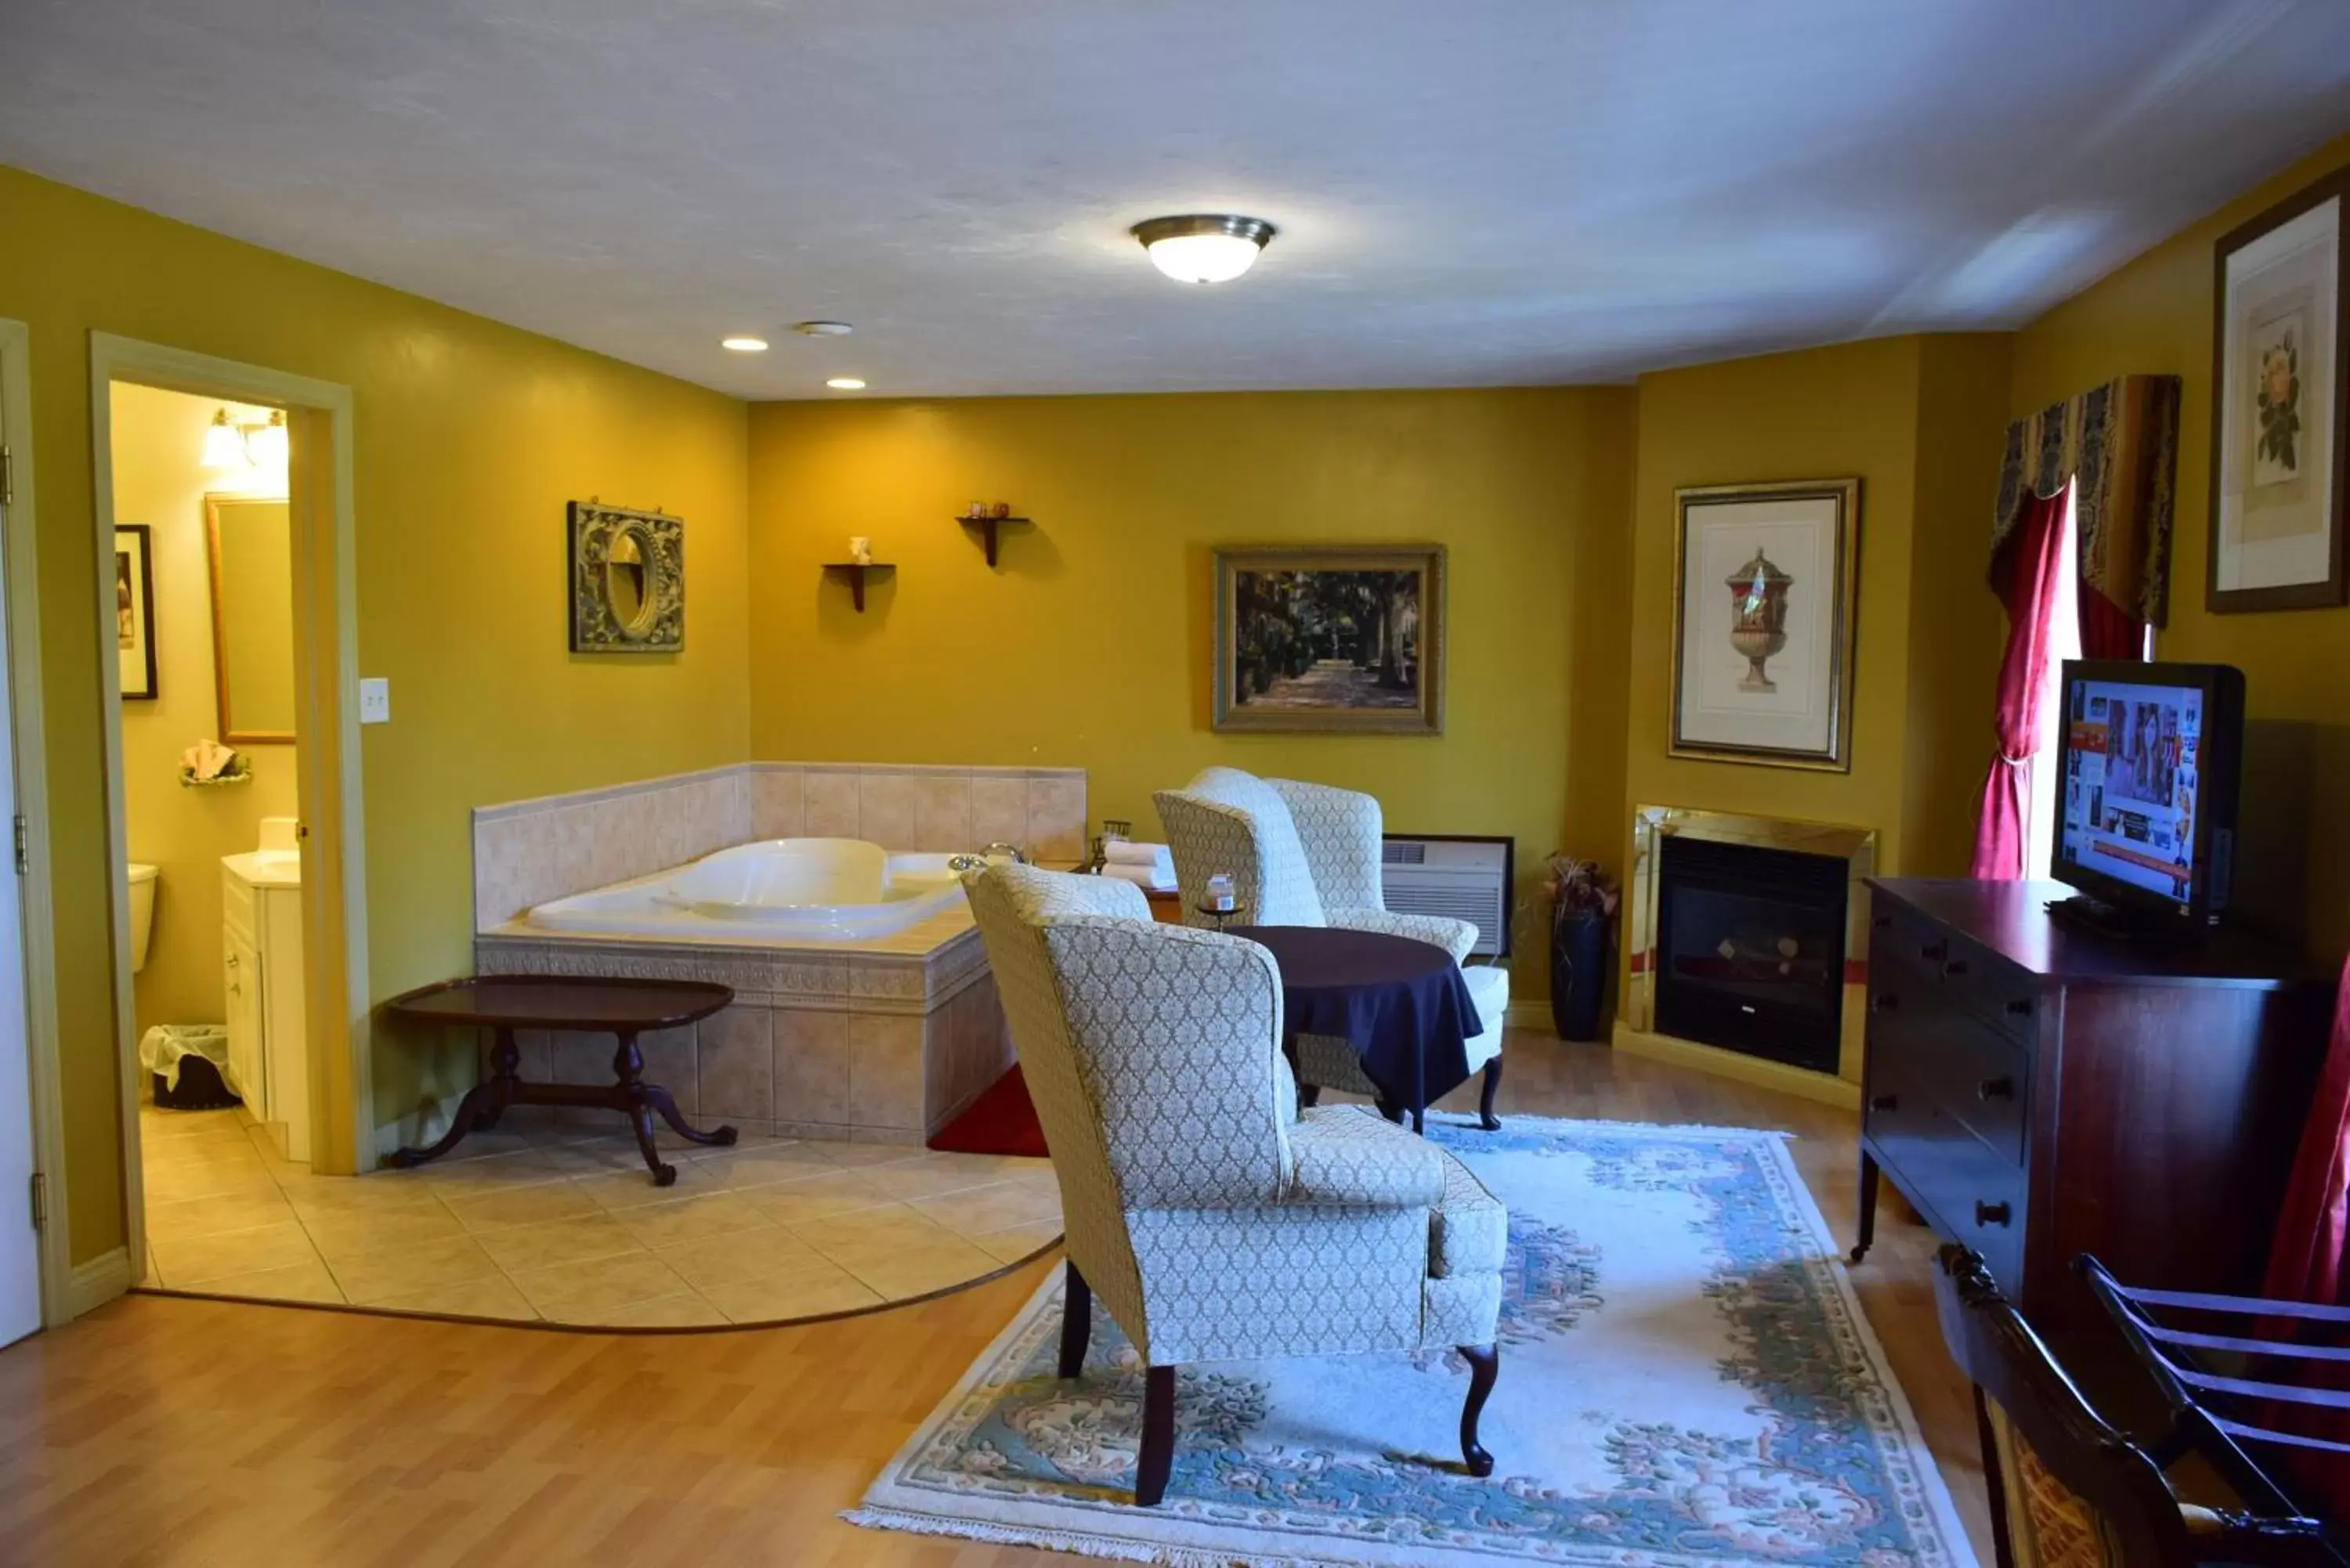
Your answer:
(1621, 805), (1878, 1107)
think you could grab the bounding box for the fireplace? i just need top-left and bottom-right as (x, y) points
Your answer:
(1623, 806), (1877, 1100)
(1653, 836), (1847, 1072)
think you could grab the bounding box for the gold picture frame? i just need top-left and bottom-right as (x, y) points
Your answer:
(569, 500), (684, 652)
(1668, 479), (1860, 771)
(1212, 544), (1445, 734)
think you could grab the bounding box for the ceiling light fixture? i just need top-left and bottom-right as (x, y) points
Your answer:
(721, 334), (770, 352)
(826, 377), (867, 391)
(1131, 214), (1277, 284)
(794, 321), (854, 337)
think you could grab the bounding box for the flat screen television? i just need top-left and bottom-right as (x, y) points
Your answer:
(2051, 660), (2244, 933)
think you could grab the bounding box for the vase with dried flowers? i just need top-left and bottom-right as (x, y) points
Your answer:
(1541, 854), (1618, 1041)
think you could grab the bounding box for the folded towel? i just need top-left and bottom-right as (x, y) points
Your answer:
(1104, 840), (1173, 869)
(1101, 862), (1177, 894)
(181, 739), (238, 782)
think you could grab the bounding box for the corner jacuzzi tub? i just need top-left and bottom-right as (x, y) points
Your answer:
(526, 838), (965, 941)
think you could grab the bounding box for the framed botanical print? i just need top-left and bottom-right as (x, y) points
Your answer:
(2209, 168), (2347, 612)
(1212, 544), (1444, 734)
(114, 524), (158, 701)
(1668, 479), (1860, 771)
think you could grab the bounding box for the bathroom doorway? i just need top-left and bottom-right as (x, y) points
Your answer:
(89, 336), (372, 1296)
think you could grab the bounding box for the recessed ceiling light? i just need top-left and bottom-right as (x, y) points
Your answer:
(794, 321), (855, 337)
(826, 377), (867, 391)
(1132, 214), (1277, 284)
(721, 335), (770, 352)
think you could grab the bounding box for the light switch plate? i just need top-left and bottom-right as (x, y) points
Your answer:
(358, 677), (391, 725)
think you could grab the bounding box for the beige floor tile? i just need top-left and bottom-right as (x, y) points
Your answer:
(967, 1220), (1065, 1265)
(173, 1258), (347, 1306)
(689, 1140), (839, 1190)
(812, 1142), (927, 1169)
(551, 1292), (730, 1328)
(573, 1161), (722, 1211)
(786, 1203), (964, 1267)
(856, 1153), (1032, 1202)
(150, 1222), (324, 1288)
(144, 1187), (298, 1241)
(329, 1234), (504, 1304)
(609, 1192), (770, 1250)
(525, 1137), (665, 1176)
(696, 1259), (884, 1323)
(506, 1251), (690, 1317)
(366, 1274), (541, 1322)
(841, 1237), (1003, 1302)
(139, 1108), (248, 1142)
(471, 1213), (644, 1274)
(907, 1178), (1064, 1237)
(440, 1180), (604, 1234)
(421, 1129), (540, 1163)
(652, 1224), (821, 1290)
(414, 1150), (576, 1191)
(280, 1172), (450, 1216)
(736, 1169), (892, 1227)
(302, 1204), (470, 1263)
(144, 1163), (283, 1205)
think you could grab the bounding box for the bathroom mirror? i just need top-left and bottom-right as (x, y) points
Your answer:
(204, 493), (298, 744)
(605, 522), (653, 633)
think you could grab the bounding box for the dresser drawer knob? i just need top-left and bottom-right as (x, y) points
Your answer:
(1872, 992), (1899, 1013)
(1872, 914), (1892, 930)
(2005, 999), (2034, 1017)
(1868, 1093), (1898, 1113)
(1975, 1200), (2012, 1227)
(1922, 940), (1949, 963)
(1943, 959), (1969, 977)
(1976, 1075), (2016, 1103)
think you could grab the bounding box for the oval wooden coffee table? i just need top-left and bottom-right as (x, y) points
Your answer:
(384, 975), (736, 1185)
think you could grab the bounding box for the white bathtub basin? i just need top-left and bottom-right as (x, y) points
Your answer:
(526, 839), (966, 942)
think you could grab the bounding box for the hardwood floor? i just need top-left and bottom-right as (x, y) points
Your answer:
(0, 1033), (1989, 1566)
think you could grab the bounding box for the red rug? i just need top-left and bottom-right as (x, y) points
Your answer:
(927, 1064), (1049, 1158)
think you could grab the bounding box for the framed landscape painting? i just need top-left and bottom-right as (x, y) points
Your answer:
(1669, 479), (1860, 771)
(2209, 168), (2347, 612)
(1212, 544), (1445, 734)
(115, 524), (157, 701)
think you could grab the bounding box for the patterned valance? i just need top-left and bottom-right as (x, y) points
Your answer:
(1990, 374), (2182, 628)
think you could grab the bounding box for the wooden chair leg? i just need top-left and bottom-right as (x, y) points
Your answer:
(1478, 1057), (1504, 1130)
(1058, 1261), (1091, 1379)
(1458, 1344), (1499, 1477)
(1298, 1083), (1321, 1107)
(1134, 1364), (1177, 1506)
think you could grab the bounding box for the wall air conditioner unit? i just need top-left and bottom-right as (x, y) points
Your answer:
(1380, 835), (1513, 959)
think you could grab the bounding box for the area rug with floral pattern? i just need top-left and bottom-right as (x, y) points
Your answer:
(847, 1115), (1977, 1567)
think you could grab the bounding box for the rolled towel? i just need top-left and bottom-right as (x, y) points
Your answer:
(1101, 862), (1177, 894)
(1103, 840), (1173, 870)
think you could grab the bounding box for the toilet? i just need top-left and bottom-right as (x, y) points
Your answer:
(127, 862), (158, 973)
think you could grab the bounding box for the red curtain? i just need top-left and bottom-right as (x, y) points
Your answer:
(1970, 486), (2072, 880)
(2077, 582), (2143, 661)
(2270, 962), (2350, 1307)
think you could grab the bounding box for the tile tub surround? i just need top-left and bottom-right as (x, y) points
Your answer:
(473, 761), (1089, 931)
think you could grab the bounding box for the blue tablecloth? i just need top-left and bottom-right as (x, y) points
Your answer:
(1227, 925), (1484, 1116)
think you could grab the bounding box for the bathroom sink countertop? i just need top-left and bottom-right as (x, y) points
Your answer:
(222, 849), (302, 888)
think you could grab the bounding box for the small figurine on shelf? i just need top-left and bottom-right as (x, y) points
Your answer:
(989, 500), (1012, 519)
(848, 535), (874, 565)
(966, 500), (989, 520)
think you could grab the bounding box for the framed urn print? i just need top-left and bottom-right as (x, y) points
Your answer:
(1668, 479), (1860, 771)
(2210, 169), (2346, 612)
(114, 524), (158, 700)
(1213, 544), (1444, 734)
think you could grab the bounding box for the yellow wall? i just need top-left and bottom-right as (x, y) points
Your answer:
(747, 388), (1640, 1000)
(1624, 335), (2010, 875)
(0, 164), (750, 1264)
(2010, 132), (2350, 956)
(110, 383), (296, 1041)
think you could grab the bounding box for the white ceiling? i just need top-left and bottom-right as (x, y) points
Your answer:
(5, 0), (2349, 399)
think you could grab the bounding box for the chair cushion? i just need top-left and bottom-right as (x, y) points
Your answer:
(1462, 964), (1509, 1073)
(1285, 1105), (1444, 1207)
(1182, 768), (1328, 927)
(1429, 1147), (1506, 1278)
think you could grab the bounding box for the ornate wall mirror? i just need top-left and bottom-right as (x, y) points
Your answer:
(204, 493), (298, 744)
(569, 500), (684, 652)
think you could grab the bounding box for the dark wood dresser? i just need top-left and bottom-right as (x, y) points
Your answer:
(1854, 878), (2331, 1335)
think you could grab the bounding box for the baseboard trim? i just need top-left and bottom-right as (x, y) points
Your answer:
(1611, 1022), (1861, 1111)
(67, 1246), (134, 1319)
(1502, 1001), (1555, 1033)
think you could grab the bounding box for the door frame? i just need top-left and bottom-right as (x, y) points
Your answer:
(0, 319), (72, 1326)
(89, 334), (373, 1286)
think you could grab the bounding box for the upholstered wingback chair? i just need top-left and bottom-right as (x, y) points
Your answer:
(963, 861), (1507, 1508)
(1153, 767), (1510, 1129)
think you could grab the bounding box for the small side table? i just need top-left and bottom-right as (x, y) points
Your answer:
(1194, 901), (1249, 931)
(384, 975), (736, 1185)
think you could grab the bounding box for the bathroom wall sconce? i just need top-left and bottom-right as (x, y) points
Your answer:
(202, 406), (288, 471)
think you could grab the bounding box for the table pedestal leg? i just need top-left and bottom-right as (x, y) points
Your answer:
(610, 1032), (739, 1187)
(387, 1028), (522, 1169)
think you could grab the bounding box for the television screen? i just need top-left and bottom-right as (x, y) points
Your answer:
(2057, 677), (2205, 908)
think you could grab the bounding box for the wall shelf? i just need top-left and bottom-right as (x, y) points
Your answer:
(956, 514), (1032, 567)
(822, 561), (895, 612)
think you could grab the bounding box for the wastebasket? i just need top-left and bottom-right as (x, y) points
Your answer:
(139, 1024), (241, 1111)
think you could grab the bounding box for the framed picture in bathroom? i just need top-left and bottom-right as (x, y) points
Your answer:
(1212, 544), (1445, 734)
(114, 524), (158, 700)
